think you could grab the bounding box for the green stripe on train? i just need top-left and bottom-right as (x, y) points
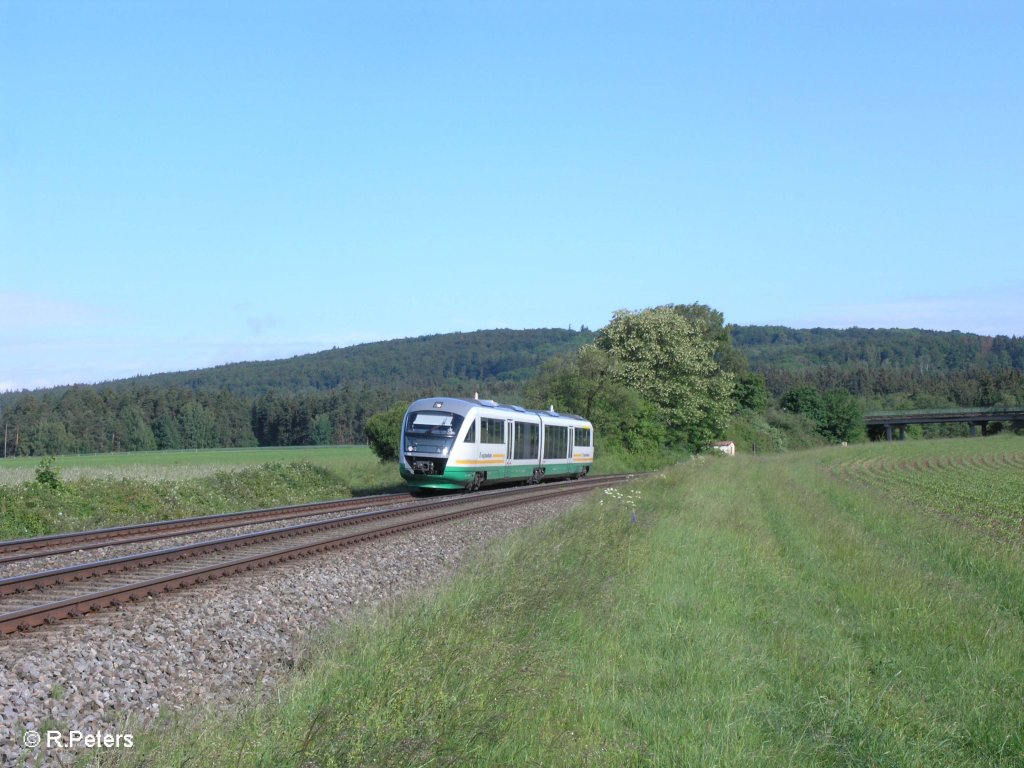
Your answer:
(400, 462), (590, 490)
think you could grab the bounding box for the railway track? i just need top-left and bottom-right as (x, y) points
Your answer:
(0, 492), (414, 564)
(0, 475), (633, 634)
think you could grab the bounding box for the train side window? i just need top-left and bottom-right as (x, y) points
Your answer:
(543, 425), (569, 459)
(463, 420), (476, 443)
(481, 417), (504, 444)
(574, 427), (591, 447)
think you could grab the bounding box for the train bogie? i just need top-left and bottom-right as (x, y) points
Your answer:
(398, 397), (594, 491)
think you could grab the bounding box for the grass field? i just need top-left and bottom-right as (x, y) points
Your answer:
(0, 445), (382, 486)
(0, 446), (402, 540)
(91, 435), (1024, 767)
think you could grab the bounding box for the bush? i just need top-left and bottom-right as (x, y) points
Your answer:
(364, 402), (408, 462)
(34, 457), (63, 490)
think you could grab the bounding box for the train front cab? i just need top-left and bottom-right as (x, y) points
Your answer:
(399, 402), (477, 491)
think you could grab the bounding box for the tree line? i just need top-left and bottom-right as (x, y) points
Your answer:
(1, 383), (444, 457)
(4, 317), (1024, 459)
(497, 307), (1023, 453)
(732, 326), (1024, 373)
(760, 365), (1024, 410)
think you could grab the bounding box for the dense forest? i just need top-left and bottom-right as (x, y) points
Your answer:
(731, 326), (1024, 409)
(2, 323), (1022, 457)
(15, 328), (596, 400)
(732, 326), (1024, 373)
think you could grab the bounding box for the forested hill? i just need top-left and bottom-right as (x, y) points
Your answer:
(2, 328), (595, 405)
(731, 326), (1024, 372)
(121, 327), (598, 396)
(731, 326), (1024, 407)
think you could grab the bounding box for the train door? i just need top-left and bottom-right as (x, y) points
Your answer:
(505, 418), (514, 478)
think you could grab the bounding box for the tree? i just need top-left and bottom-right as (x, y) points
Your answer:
(527, 347), (667, 453)
(34, 419), (71, 456)
(673, 302), (749, 377)
(735, 373), (769, 412)
(311, 413), (333, 445)
(364, 402), (407, 462)
(180, 402), (217, 449)
(117, 404), (157, 451)
(780, 386), (824, 420)
(782, 385), (863, 443)
(153, 410), (182, 450)
(818, 390), (864, 443)
(593, 306), (735, 448)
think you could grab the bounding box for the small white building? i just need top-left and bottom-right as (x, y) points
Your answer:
(709, 440), (736, 456)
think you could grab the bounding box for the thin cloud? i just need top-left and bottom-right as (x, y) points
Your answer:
(245, 314), (285, 335)
(0, 293), (113, 331)
(773, 295), (1024, 337)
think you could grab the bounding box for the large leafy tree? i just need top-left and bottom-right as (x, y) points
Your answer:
(527, 346), (667, 454)
(593, 306), (735, 448)
(818, 390), (864, 443)
(673, 302), (749, 378)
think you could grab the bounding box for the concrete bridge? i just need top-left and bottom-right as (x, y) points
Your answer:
(864, 407), (1024, 441)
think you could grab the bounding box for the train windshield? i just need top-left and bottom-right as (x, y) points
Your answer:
(405, 411), (464, 437)
(404, 410), (465, 457)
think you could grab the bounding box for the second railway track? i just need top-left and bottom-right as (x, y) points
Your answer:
(0, 491), (415, 564)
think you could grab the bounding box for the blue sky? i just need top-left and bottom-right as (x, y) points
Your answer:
(2, 1), (1021, 392)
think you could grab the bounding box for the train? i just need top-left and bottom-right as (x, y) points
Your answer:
(398, 396), (594, 491)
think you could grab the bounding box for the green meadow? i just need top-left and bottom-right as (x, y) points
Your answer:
(94, 435), (1024, 767)
(0, 447), (399, 540)
(0, 445), (382, 485)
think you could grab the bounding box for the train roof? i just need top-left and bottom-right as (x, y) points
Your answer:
(406, 396), (589, 423)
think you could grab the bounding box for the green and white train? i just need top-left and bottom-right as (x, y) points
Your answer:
(399, 397), (594, 491)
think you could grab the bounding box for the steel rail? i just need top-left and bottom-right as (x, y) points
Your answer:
(0, 475), (634, 634)
(0, 492), (414, 563)
(0, 498), (460, 597)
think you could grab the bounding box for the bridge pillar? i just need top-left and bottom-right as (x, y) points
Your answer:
(885, 424), (893, 442)
(899, 425), (906, 441)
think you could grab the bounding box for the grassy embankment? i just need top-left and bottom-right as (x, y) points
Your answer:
(0, 446), (399, 540)
(95, 435), (1024, 767)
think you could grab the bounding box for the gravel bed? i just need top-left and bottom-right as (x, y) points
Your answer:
(0, 494), (584, 766)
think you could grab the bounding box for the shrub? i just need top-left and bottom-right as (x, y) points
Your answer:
(364, 402), (408, 462)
